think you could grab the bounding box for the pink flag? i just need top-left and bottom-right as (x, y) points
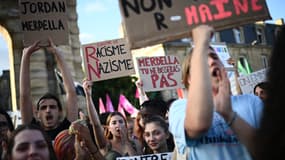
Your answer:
(119, 94), (139, 116)
(117, 103), (126, 118)
(98, 97), (106, 114)
(105, 93), (114, 112)
(135, 88), (139, 99)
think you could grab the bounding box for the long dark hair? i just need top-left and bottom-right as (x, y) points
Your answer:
(254, 26), (285, 160)
(104, 112), (127, 140)
(4, 124), (57, 160)
(0, 108), (14, 131)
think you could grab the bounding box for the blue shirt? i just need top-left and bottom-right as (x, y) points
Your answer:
(169, 94), (263, 160)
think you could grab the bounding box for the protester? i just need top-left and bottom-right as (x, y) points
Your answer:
(254, 26), (285, 160)
(19, 38), (79, 141)
(253, 81), (268, 101)
(134, 80), (174, 154)
(83, 80), (139, 160)
(168, 25), (263, 160)
(143, 115), (171, 154)
(3, 124), (57, 160)
(0, 108), (14, 159)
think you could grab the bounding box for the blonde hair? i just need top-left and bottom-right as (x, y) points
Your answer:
(181, 49), (193, 89)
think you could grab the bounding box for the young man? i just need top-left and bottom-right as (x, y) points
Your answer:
(19, 39), (78, 141)
(253, 82), (268, 102)
(169, 25), (263, 160)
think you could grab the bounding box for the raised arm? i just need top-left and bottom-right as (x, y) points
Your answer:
(184, 25), (214, 138)
(46, 38), (78, 122)
(135, 79), (149, 105)
(82, 80), (108, 150)
(19, 41), (41, 124)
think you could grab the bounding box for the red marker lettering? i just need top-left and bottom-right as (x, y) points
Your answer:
(210, 0), (232, 20)
(251, 0), (262, 11)
(233, 0), (248, 15)
(184, 5), (199, 25)
(199, 4), (213, 23)
(151, 74), (159, 88)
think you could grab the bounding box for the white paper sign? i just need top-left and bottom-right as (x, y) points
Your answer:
(137, 55), (183, 92)
(238, 68), (267, 94)
(116, 152), (172, 160)
(82, 38), (135, 82)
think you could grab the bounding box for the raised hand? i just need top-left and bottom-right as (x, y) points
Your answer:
(22, 40), (41, 56)
(213, 68), (233, 120)
(192, 25), (214, 47)
(82, 79), (93, 97)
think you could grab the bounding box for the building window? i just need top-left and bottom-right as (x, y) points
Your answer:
(211, 32), (220, 42)
(239, 56), (247, 68)
(261, 55), (268, 68)
(233, 27), (244, 43)
(238, 55), (252, 75)
(256, 27), (266, 44)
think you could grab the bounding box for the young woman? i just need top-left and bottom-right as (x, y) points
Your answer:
(3, 124), (57, 160)
(143, 115), (171, 154)
(83, 80), (140, 160)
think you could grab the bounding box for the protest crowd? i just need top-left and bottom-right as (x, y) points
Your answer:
(1, 0), (285, 160)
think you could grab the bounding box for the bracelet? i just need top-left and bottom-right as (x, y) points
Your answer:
(227, 111), (237, 127)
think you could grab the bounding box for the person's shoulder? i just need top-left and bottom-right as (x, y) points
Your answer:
(59, 117), (71, 127)
(231, 94), (263, 109)
(170, 99), (187, 109)
(169, 99), (187, 119)
(231, 94), (261, 102)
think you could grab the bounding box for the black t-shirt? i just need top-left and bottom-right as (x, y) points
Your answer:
(31, 117), (71, 141)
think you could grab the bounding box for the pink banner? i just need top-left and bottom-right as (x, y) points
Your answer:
(135, 88), (139, 99)
(119, 94), (139, 115)
(117, 103), (126, 118)
(98, 97), (106, 114)
(105, 93), (115, 112)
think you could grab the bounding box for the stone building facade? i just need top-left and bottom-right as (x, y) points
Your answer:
(0, 0), (84, 111)
(161, 21), (283, 99)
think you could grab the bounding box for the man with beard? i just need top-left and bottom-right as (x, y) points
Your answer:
(19, 38), (78, 141)
(169, 25), (263, 160)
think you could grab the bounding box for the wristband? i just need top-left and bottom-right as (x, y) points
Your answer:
(227, 111), (237, 127)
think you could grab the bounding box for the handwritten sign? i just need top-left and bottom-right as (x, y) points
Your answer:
(137, 55), (183, 92)
(119, 0), (271, 49)
(117, 152), (172, 160)
(211, 43), (234, 69)
(238, 68), (267, 94)
(19, 0), (69, 46)
(82, 38), (135, 82)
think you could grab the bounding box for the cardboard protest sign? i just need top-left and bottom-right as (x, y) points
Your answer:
(19, 0), (69, 46)
(210, 42), (234, 70)
(119, 0), (271, 49)
(82, 38), (135, 82)
(116, 152), (172, 160)
(238, 68), (267, 94)
(137, 55), (183, 92)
